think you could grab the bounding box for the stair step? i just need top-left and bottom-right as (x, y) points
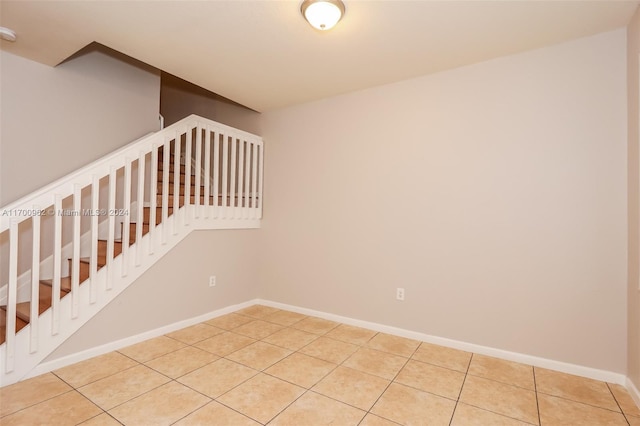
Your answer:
(67, 257), (101, 284)
(157, 183), (204, 195)
(143, 206), (174, 225)
(158, 172), (196, 185)
(126, 222), (150, 245)
(97, 239), (123, 258)
(2, 281), (73, 326)
(78, 256), (106, 267)
(14, 302), (33, 323)
(157, 162), (186, 174)
(40, 276), (73, 293)
(157, 194), (215, 207)
(0, 310), (28, 345)
(157, 152), (176, 160)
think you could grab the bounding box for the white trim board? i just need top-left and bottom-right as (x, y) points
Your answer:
(27, 299), (259, 379)
(26, 298), (633, 394)
(257, 299), (628, 386)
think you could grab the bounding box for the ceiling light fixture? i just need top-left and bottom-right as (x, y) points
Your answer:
(0, 27), (16, 42)
(301, 0), (345, 31)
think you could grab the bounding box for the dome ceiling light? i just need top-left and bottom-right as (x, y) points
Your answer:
(301, 0), (345, 31)
(0, 27), (16, 42)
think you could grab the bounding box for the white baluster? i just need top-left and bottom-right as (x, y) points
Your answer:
(71, 184), (81, 318)
(173, 132), (181, 234)
(184, 128), (192, 226)
(5, 218), (18, 372)
(213, 130), (220, 218)
(258, 142), (264, 219)
(30, 209), (40, 353)
(122, 158), (131, 277)
(244, 141), (251, 219)
(52, 194), (62, 332)
(162, 138), (170, 244)
(149, 144), (158, 254)
(136, 151), (145, 266)
(230, 135), (237, 217)
(90, 175), (99, 303)
(252, 142), (258, 219)
(222, 134), (229, 218)
(106, 167), (116, 290)
(195, 129), (202, 218)
(237, 139), (245, 213)
(204, 128), (211, 217)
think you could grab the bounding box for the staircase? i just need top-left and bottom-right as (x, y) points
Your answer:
(1, 149), (180, 344)
(0, 115), (263, 386)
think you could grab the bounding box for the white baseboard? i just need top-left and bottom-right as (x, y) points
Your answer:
(257, 299), (628, 386)
(25, 298), (632, 393)
(26, 299), (259, 379)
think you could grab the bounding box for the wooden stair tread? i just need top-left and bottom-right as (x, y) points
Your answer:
(157, 177), (198, 183)
(156, 185), (205, 195)
(0, 307), (29, 344)
(78, 257), (106, 266)
(97, 239), (123, 258)
(40, 277), (72, 292)
(126, 222), (150, 245)
(158, 163), (187, 174)
(15, 302), (30, 320)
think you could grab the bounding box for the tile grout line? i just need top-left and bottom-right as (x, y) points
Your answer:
(448, 352), (473, 426)
(55, 366), (133, 424)
(357, 336), (419, 425)
(262, 319), (356, 424)
(536, 389), (633, 415)
(533, 366), (542, 426)
(172, 334), (264, 426)
(209, 315), (316, 424)
(606, 382), (632, 426)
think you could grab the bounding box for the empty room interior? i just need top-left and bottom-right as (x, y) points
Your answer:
(1, 1), (640, 424)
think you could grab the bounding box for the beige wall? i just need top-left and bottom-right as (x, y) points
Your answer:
(259, 29), (628, 373)
(160, 73), (261, 135)
(0, 47), (160, 290)
(628, 7), (640, 390)
(0, 47), (161, 206)
(46, 229), (260, 360)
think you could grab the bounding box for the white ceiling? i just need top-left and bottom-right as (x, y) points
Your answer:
(1, 1), (638, 112)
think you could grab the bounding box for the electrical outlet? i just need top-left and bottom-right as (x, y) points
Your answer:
(396, 287), (405, 301)
(209, 276), (216, 287)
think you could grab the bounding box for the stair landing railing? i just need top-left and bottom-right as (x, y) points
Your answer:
(0, 115), (263, 385)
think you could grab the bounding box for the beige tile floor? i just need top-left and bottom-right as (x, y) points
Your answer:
(1, 304), (639, 425)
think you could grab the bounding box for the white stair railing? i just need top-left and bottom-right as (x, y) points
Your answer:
(0, 114), (264, 386)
